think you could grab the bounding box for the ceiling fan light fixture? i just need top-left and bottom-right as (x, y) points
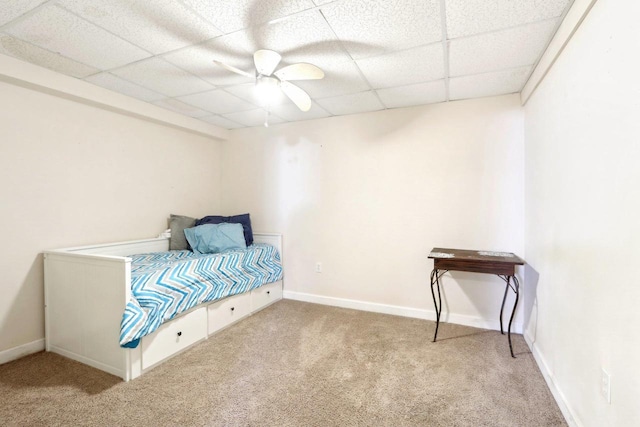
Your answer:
(255, 75), (280, 106)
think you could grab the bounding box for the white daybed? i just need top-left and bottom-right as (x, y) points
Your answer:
(44, 233), (283, 382)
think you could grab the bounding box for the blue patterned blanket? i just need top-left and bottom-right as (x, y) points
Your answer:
(120, 243), (283, 348)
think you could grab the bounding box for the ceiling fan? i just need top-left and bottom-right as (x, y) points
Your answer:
(214, 49), (325, 113)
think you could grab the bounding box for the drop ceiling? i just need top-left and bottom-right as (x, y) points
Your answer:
(0, 0), (573, 129)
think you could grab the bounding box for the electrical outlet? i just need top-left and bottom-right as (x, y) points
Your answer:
(315, 262), (322, 273)
(601, 368), (611, 404)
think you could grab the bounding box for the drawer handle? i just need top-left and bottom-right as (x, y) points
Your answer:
(230, 307), (235, 311)
(177, 331), (182, 337)
(267, 291), (270, 295)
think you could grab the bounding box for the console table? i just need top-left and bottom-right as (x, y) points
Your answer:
(428, 248), (525, 358)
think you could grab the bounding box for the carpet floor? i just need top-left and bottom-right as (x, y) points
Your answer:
(0, 300), (566, 426)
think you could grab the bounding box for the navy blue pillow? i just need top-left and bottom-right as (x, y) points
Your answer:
(196, 213), (253, 246)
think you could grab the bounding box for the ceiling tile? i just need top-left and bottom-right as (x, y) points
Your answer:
(84, 72), (165, 101)
(4, 5), (150, 69)
(153, 98), (211, 117)
(0, 34), (98, 78)
(279, 38), (352, 73)
(182, 0), (315, 34)
(449, 20), (557, 77)
(162, 33), (255, 87)
(446, 0), (571, 38)
(224, 83), (289, 107)
(177, 89), (257, 114)
(321, 0), (442, 58)
(223, 108), (286, 127)
(449, 66), (531, 100)
(111, 57), (214, 97)
(356, 43), (444, 89)
(295, 60), (370, 98)
(316, 91), (384, 116)
(0, 0), (47, 26)
(269, 101), (330, 122)
(377, 80), (447, 109)
(240, 9), (337, 55)
(59, 0), (221, 55)
(200, 115), (245, 129)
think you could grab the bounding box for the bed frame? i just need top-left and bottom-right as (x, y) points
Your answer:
(44, 233), (283, 381)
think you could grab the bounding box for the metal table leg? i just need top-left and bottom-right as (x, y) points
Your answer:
(499, 276), (510, 335)
(507, 275), (520, 358)
(498, 274), (520, 358)
(430, 269), (445, 342)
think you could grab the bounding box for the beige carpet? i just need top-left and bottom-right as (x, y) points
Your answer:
(0, 300), (565, 426)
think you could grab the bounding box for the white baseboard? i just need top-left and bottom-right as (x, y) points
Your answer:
(524, 332), (581, 427)
(0, 339), (45, 365)
(283, 291), (523, 334)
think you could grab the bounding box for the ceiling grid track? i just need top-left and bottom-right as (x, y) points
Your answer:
(0, 0), (577, 129)
(439, 0), (450, 102)
(316, 7), (376, 115)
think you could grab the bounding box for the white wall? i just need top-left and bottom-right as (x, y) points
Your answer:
(222, 95), (525, 331)
(0, 80), (223, 356)
(524, 0), (640, 425)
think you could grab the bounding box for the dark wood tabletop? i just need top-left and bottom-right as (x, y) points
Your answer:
(429, 247), (524, 275)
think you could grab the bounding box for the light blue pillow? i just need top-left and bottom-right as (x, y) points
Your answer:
(183, 223), (247, 255)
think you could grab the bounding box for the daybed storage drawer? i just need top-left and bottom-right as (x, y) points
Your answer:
(141, 307), (207, 370)
(251, 281), (283, 312)
(207, 292), (251, 335)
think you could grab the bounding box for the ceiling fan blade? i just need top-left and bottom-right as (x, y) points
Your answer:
(254, 49), (281, 76)
(280, 81), (312, 112)
(274, 63), (324, 81)
(213, 60), (254, 79)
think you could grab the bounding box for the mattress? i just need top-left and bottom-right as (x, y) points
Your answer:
(120, 243), (283, 347)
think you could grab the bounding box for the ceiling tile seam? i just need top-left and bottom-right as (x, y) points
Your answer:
(82, 72), (168, 99)
(519, 0), (577, 93)
(317, 7), (356, 62)
(202, 0), (346, 51)
(147, 56), (221, 89)
(451, 88), (521, 103)
(351, 39), (445, 63)
(313, 88), (382, 101)
(98, 50), (209, 81)
(0, 0), (57, 31)
(101, 69), (213, 100)
(173, 0), (226, 37)
(99, 56), (220, 94)
(204, 114), (244, 127)
(55, 3), (227, 60)
(446, 16), (562, 42)
(310, 102), (331, 116)
(449, 64), (534, 81)
(367, 77), (448, 93)
(152, 34), (252, 63)
(217, 87), (262, 110)
(315, 7), (387, 110)
(222, 109), (287, 124)
(53, 4), (157, 60)
(0, 30), (101, 76)
(439, 0), (450, 102)
(233, 0), (351, 39)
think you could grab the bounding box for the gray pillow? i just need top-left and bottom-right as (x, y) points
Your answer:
(169, 214), (196, 250)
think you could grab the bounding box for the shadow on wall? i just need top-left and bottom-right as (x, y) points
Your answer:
(273, 105), (431, 147)
(1, 254), (45, 353)
(522, 264), (540, 343)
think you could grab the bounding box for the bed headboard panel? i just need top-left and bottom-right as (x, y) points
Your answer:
(47, 233), (282, 259)
(253, 233), (282, 257)
(49, 238), (170, 257)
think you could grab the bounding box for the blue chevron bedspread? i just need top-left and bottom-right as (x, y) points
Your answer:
(120, 243), (283, 348)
